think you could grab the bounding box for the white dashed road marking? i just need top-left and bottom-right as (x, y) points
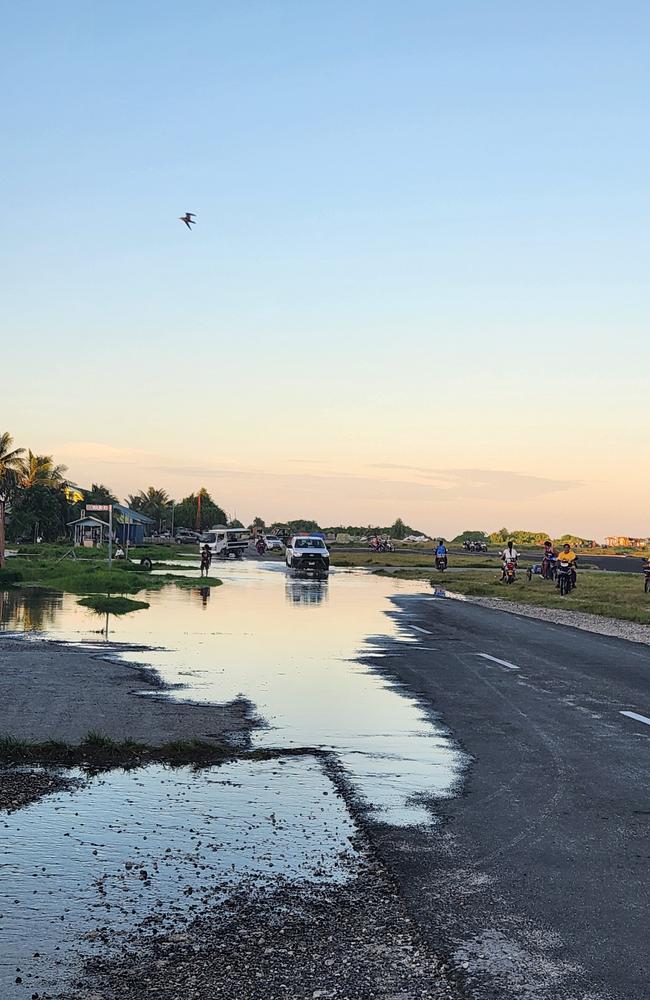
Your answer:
(620, 710), (650, 728)
(410, 625), (433, 635)
(475, 652), (520, 671)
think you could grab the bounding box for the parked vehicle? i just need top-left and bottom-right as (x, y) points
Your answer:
(503, 559), (517, 584)
(201, 527), (249, 560)
(285, 535), (330, 577)
(556, 560), (574, 596)
(463, 540), (488, 552)
(371, 538), (394, 553)
(175, 528), (200, 544)
(262, 534), (284, 551)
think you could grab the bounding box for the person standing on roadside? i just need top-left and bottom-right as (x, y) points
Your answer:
(200, 543), (212, 578)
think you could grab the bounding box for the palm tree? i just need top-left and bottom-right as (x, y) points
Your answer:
(126, 493), (145, 512)
(21, 451), (68, 489)
(0, 432), (27, 568)
(85, 483), (118, 504)
(130, 487), (170, 531)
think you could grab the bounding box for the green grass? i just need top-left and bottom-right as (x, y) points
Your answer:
(0, 732), (330, 769)
(427, 569), (650, 625)
(2, 557), (222, 597)
(331, 550), (500, 570)
(77, 595), (151, 615)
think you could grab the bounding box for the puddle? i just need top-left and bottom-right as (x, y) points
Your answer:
(2, 565), (461, 824)
(1, 756), (358, 1000)
(2, 565), (460, 826)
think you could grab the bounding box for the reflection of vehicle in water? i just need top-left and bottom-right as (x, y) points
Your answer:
(201, 527), (249, 560)
(285, 576), (329, 605)
(285, 535), (330, 577)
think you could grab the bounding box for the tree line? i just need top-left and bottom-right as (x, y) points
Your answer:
(453, 528), (596, 547)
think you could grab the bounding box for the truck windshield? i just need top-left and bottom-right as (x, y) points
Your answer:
(295, 538), (325, 549)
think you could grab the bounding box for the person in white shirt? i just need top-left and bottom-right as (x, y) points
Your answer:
(500, 540), (518, 578)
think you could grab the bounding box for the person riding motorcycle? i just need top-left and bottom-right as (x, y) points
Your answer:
(435, 539), (448, 569)
(541, 539), (558, 579)
(500, 540), (519, 579)
(556, 543), (577, 588)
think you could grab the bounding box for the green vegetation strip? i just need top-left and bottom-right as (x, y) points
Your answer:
(0, 733), (328, 769)
(331, 551), (499, 569)
(425, 570), (650, 625)
(0, 559), (221, 596)
(77, 596), (150, 615)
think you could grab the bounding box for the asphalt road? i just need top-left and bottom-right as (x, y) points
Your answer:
(366, 596), (650, 1000)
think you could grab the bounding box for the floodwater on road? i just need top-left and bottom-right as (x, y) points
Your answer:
(0, 757), (360, 999)
(1, 563), (464, 998)
(1, 563), (461, 826)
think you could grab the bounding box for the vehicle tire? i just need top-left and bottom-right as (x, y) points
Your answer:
(140, 557), (153, 571)
(646, 577), (650, 593)
(559, 576), (568, 596)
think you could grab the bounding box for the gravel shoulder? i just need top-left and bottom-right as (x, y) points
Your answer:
(440, 590), (650, 644)
(0, 768), (81, 811)
(62, 863), (459, 1000)
(0, 637), (254, 746)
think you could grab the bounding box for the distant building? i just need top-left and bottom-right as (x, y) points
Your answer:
(604, 536), (650, 548)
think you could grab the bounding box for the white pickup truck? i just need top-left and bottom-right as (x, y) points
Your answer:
(200, 527), (249, 559)
(285, 535), (330, 576)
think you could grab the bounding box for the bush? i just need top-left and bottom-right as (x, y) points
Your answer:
(0, 568), (23, 585)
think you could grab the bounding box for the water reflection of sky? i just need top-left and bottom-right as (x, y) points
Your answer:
(2, 564), (463, 826)
(1, 758), (359, 1000)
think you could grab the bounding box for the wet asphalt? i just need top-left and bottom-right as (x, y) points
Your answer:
(370, 597), (650, 1000)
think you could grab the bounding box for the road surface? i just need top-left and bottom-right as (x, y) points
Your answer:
(367, 595), (650, 1000)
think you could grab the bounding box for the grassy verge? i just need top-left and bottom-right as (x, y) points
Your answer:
(423, 569), (650, 625)
(331, 551), (500, 570)
(1, 558), (222, 596)
(77, 596), (151, 615)
(0, 733), (328, 770)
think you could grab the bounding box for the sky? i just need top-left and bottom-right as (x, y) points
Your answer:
(2, 1), (648, 538)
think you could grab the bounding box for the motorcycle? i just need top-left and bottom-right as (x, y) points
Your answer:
(541, 556), (557, 581)
(556, 560), (574, 596)
(256, 538), (267, 556)
(503, 559), (517, 584)
(435, 555), (448, 572)
(644, 563), (650, 593)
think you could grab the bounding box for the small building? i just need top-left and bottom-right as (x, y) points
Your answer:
(604, 536), (650, 549)
(68, 516), (110, 548)
(111, 504), (154, 546)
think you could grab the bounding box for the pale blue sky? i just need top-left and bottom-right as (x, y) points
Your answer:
(3, 2), (648, 534)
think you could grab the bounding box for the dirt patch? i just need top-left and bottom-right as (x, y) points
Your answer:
(0, 637), (255, 746)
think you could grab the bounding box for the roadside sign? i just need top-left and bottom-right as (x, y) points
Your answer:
(86, 504), (111, 511)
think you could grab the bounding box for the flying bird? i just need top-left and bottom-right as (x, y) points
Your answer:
(179, 212), (196, 230)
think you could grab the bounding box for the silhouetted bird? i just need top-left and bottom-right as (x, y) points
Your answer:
(179, 212), (196, 230)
